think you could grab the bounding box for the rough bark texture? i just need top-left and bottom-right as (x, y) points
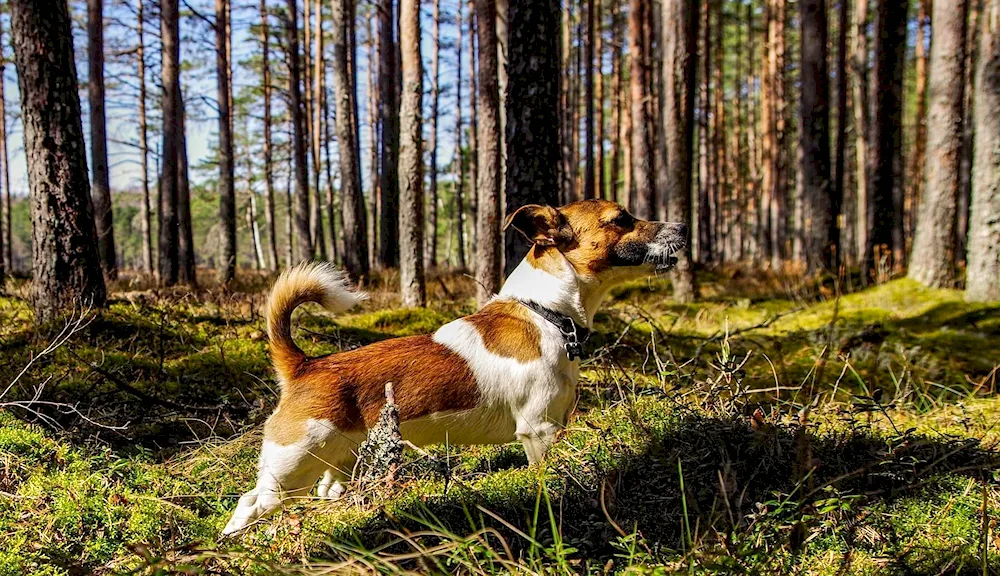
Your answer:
(158, 0), (180, 285)
(377, 0), (399, 268)
(504, 0), (561, 276)
(627, 0), (653, 219)
(0, 15), (9, 277)
(332, 0), (369, 278)
(88, 0), (117, 280)
(287, 0), (313, 263)
(260, 0), (278, 271)
(216, 0), (236, 283)
(799, 0), (833, 272)
(662, 0), (698, 302)
(177, 98), (196, 285)
(398, 0), (426, 306)
(475, 0), (502, 305)
(910, 0), (969, 288)
(311, 0), (327, 261)
(583, 0), (596, 200)
(11, 0), (107, 319)
(832, 0), (849, 266)
(852, 0), (869, 264)
(966, 0), (1000, 302)
(454, 0), (467, 270)
(865, 0), (908, 278)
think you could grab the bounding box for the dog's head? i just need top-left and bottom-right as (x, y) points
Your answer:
(505, 200), (688, 283)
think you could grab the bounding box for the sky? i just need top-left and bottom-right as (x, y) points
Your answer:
(1, 0), (468, 200)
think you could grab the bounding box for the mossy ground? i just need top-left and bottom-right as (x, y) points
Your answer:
(1, 270), (998, 574)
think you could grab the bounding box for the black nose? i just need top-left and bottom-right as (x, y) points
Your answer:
(675, 223), (688, 238)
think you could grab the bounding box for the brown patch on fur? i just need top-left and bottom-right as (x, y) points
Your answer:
(465, 300), (542, 362)
(264, 335), (479, 445)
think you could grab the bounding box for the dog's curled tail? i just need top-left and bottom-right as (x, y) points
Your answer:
(266, 262), (367, 382)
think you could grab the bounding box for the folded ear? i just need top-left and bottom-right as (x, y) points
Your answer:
(503, 204), (574, 247)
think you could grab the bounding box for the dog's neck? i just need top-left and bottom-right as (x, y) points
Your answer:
(498, 251), (611, 329)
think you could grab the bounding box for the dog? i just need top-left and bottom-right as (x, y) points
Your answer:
(222, 199), (687, 535)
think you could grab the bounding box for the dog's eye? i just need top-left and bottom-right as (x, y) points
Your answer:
(611, 212), (635, 228)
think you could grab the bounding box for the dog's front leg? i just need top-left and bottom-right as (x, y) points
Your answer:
(516, 420), (559, 465)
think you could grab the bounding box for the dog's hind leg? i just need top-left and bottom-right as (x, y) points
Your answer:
(222, 421), (358, 536)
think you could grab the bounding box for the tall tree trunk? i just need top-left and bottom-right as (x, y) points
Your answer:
(136, 0), (153, 273)
(497, 0), (508, 198)
(663, 0), (698, 302)
(366, 14), (379, 267)
(609, 0), (622, 202)
(628, 0), (653, 219)
(475, 0), (502, 305)
(377, 0), (399, 268)
(907, 0), (930, 248)
(768, 0), (787, 270)
(0, 15), (9, 276)
(323, 71), (339, 262)
(958, 0), (981, 258)
(852, 0), (870, 265)
(595, 0), (605, 200)
(216, 0), (236, 283)
(427, 0), (441, 268)
(332, 0), (369, 278)
(560, 2), (575, 203)
(711, 0), (726, 261)
(11, 0), (106, 318)
(865, 0), (908, 279)
(177, 97), (196, 285)
(965, 0), (1000, 301)
(698, 1), (712, 263)
(909, 0), (969, 287)
(88, 0), (117, 281)
(158, 0), (180, 285)
(455, 0), (467, 270)
(583, 0), (596, 199)
(833, 0), (849, 267)
(311, 0), (327, 260)
(800, 0), (834, 272)
(504, 0), (561, 275)
(759, 0), (773, 263)
(398, 0), (426, 305)
(285, 114), (295, 267)
(260, 0), (278, 271)
(468, 0), (480, 254)
(287, 0), (313, 262)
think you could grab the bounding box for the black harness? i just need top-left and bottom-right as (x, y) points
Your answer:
(517, 300), (592, 361)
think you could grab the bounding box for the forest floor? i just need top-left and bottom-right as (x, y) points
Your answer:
(1, 269), (999, 575)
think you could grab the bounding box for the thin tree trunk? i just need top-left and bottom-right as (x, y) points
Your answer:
(11, 0), (107, 318)
(332, 0), (369, 278)
(800, 0), (834, 272)
(261, 0), (279, 271)
(398, 0), (425, 305)
(768, 0), (787, 270)
(959, 0), (981, 257)
(907, 0), (930, 248)
(663, 0), (698, 301)
(366, 14), (379, 268)
(865, 0), (908, 278)
(217, 0), (236, 283)
(504, 0), (561, 275)
(136, 0), (153, 274)
(833, 0), (849, 268)
(698, 0), (712, 262)
(475, 0), (502, 305)
(583, 0), (596, 199)
(287, 0), (314, 262)
(311, 0), (327, 260)
(455, 0), (467, 270)
(285, 115), (295, 267)
(595, 0), (605, 201)
(628, 0), (653, 219)
(468, 0), (480, 256)
(88, 0), (117, 280)
(177, 97), (196, 285)
(377, 0), (399, 268)
(158, 0), (180, 285)
(497, 0), (508, 198)
(909, 0), (968, 287)
(609, 0), (622, 202)
(0, 14), (7, 276)
(712, 0), (726, 261)
(560, 1), (575, 203)
(852, 0), (870, 265)
(427, 0), (441, 268)
(965, 0), (1000, 301)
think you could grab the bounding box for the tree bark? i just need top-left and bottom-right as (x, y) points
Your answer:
(216, 0), (236, 283)
(332, 0), (369, 278)
(0, 15), (9, 276)
(455, 0), (467, 270)
(852, 0), (870, 265)
(609, 0), (622, 202)
(595, 0), (605, 201)
(11, 0), (106, 319)
(377, 0), (399, 268)
(475, 0), (502, 305)
(799, 0), (834, 272)
(136, 0), (153, 274)
(965, 0), (1000, 301)
(366, 14), (380, 267)
(865, 0), (908, 279)
(832, 0), (849, 267)
(287, 0), (314, 262)
(177, 97), (196, 285)
(698, 2), (712, 262)
(158, 0), (180, 285)
(260, 0), (278, 271)
(504, 0), (561, 276)
(583, 0), (596, 200)
(311, 0), (327, 261)
(909, 0), (968, 288)
(88, 0), (117, 281)
(627, 0), (653, 219)
(426, 0), (441, 268)
(662, 0), (698, 302)
(398, 0), (425, 306)
(907, 0), (930, 247)
(468, 0), (480, 252)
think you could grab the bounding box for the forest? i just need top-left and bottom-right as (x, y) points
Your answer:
(0, 0), (999, 573)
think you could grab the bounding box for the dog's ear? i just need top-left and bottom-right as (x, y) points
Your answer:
(503, 205), (574, 247)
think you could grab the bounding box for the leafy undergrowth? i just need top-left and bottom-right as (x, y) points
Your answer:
(1, 271), (999, 574)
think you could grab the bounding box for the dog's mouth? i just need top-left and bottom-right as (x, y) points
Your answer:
(654, 256), (679, 272)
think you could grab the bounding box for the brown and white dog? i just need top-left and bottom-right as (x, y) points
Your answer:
(222, 199), (687, 535)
